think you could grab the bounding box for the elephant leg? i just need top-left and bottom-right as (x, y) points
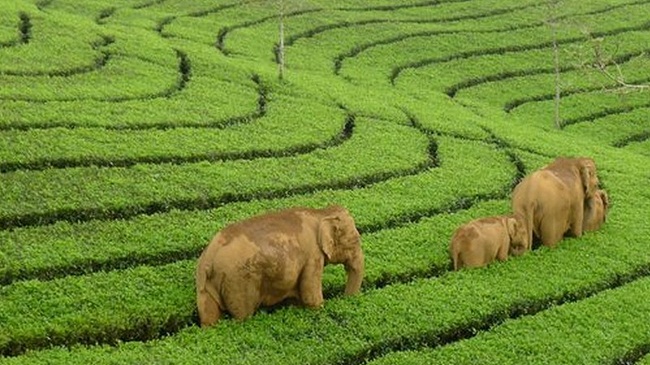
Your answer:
(496, 243), (508, 262)
(299, 263), (324, 308)
(458, 248), (488, 268)
(539, 218), (565, 248)
(223, 279), (261, 321)
(568, 204), (585, 238)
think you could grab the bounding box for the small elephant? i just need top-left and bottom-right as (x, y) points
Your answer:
(195, 205), (364, 327)
(583, 189), (609, 232)
(449, 214), (528, 270)
(512, 157), (599, 249)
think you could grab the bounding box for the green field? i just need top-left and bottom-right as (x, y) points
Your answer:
(1, 0), (649, 363)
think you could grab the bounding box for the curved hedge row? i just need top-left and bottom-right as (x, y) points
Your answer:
(1, 0), (648, 363)
(0, 39), (260, 130)
(1, 168), (647, 364)
(0, 118), (430, 229)
(396, 1), (650, 94)
(456, 44), (650, 113)
(0, 7), (106, 75)
(0, 95), (346, 172)
(564, 106), (650, 147)
(0, 135), (514, 285)
(336, 0), (650, 85)
(368, 275), (650, 365)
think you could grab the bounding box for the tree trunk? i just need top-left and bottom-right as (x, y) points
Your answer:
(550, 0), (562, 128)
(278, 1), (285, 81)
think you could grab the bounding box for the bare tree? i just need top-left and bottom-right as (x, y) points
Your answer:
(587, 35), (650, 93)
(264, 0), (311, 81)
(277, 0), (286, 80)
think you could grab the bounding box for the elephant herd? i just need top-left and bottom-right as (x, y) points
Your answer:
(195, 157), (608, 327)
(450, 157), (609, 270)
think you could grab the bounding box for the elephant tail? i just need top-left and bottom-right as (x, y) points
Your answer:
(450, 240), (461, 271)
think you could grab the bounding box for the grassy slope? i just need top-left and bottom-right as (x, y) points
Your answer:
(1, 0), (649, 363)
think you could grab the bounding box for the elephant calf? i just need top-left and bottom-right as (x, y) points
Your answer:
(449, 214), (528, 270)
(583, 189), (609, 232)
(196, 205), (364, 327)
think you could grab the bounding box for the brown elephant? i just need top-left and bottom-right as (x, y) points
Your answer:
(195, 204), (364, 327)
(512, 157), (599, 249)
(583, 189), (609, 232)
(449, 214), (528, 270)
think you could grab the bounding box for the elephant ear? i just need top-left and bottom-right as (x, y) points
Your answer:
(506, 215), (526, 249)
(318, 216), (340, 260)
(579, 158), (598, 197)
(599, 190), (610, 220)
(600, 190), (609, 209)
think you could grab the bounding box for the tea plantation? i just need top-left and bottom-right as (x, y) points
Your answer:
(1, 0), (649, 363)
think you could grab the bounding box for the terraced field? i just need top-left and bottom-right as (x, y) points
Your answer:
(1, 0), (649, 363)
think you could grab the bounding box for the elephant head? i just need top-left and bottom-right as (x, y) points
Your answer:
(318, 205), (364, 295)
(506, 213), (528, 256)
(545, 157), (599, 199)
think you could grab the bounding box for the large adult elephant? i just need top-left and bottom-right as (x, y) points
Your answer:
(195, 205), (364, 327)
(512, 157), (599, 249)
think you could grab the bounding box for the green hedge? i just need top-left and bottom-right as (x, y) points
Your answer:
(338, 0), (649, 85)
(1, 0), (649, 363)
(457, 43), (650, 113)
(397, 3), (650, 94)
(624, 139), (650, 157)
(368, 276), (650, 365)
(1, 56), (179, 101)
(0, 8), (104, 75)
(0, 118), (429, 229)
(562, 106), (650, 147)
(512, 87), (650, 129)
(0, 38), (259, 130)
(0, 200), (510, 356)
(0, 136), (515, 285)
(0, 95), (347, 172)
(1, 169), (647, 364)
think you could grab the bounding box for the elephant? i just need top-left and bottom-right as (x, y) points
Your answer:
(583, 189), (609, 232)
(512, 157), (599, 249)
(449, 214), (528, 270)
(195, 204), (364, 327)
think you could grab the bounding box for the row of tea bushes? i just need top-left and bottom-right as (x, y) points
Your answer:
(0, 95), (347, 172)
(0, 136), (516, 285)
(2, 169), (648, 364)
(369, 275), (650, 365)
(0, 118), (430, 229)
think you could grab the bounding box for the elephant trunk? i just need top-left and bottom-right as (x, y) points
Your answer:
(343, 250), (364, 295)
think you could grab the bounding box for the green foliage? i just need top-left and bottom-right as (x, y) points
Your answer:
(638, 353), (650, 365)
(369, 276), (650, 365)
(0, 118), (429, 228)
(1, 0), (649, 363)
(0, 95), (347, 171)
